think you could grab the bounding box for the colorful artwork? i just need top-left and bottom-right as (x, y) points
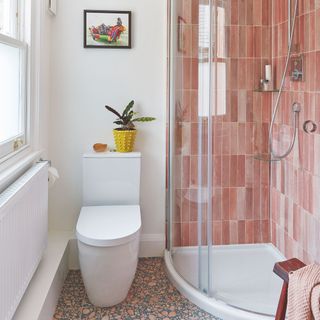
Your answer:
(84, 10), (131, 48)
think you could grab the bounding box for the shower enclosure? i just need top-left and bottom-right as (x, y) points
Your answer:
(165, 0), (298, 319)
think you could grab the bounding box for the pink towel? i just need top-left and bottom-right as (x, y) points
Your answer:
(287, 264), (320, 320)
(311, 285), (320, 319)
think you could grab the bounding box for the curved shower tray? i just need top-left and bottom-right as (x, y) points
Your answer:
(165, 244), (285, 320)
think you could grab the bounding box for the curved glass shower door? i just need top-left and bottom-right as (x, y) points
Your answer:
(167, 0), (283, 317)
(168, 0), (214, 294)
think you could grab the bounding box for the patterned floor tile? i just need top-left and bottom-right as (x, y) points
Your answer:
(53, 258), (220, 320)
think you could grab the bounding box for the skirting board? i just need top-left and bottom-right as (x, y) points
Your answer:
(139, 233), (166, 258)
(37, 248), (68, 320)
(68, 233), (166, 269)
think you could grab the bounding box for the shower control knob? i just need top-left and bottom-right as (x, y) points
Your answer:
(291, 69), (303, 81)
(303, 120), (317, 134)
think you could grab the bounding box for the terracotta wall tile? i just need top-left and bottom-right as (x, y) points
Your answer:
(172, 0), (275, 247)
(316, 9), (320, 49)
(231, 0), (239, 25)
(252, 0), (262, 26)
(246, 0), (253, 25)
(271, 0), (320, 264)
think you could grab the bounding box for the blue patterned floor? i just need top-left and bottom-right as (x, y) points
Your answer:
(53, 258), (220, 320)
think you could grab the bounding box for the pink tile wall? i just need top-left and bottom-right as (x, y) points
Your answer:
(172, 0), (272, 247)
(170, 0), (320, 260)
(211, 0), (272, 245)
(270, 0), (320, 264)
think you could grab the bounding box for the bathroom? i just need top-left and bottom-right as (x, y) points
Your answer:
(0, 0), (319, 319)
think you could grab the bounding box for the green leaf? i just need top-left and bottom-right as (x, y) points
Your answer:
(121, 116), (130, 124)
(113, 120), (124, 125)
(122, 100), (135, 117)
(105, 105), (122, 118)
(132, 117), (156, 122)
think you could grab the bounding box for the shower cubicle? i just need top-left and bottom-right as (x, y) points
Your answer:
(165, 0), (302, 319)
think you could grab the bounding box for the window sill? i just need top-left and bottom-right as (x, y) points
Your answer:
(0, 149), (43, 193)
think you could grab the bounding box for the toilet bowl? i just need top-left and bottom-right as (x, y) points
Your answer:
(76, 205), (141, 307)
(76, 152), (142, 307)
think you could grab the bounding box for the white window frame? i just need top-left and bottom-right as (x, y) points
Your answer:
(0, 34), (28, 160)
(198, 3), (226, 117)
(0, 0), (18, 38)
(0, 0), (46, 191)
(0, 0), (31, 164)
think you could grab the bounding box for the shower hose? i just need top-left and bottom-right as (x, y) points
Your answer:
(268, 0), (300, 160)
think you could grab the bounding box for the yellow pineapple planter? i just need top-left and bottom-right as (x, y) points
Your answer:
(105, 100), (155, 153)
(113, 129), (137, 153)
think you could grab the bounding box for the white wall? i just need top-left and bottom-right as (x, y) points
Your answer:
(37, 0), (52, 157)
(49, 0), (167, 256)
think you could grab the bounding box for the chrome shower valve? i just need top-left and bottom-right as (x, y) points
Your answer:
(291, 69), (303, 81)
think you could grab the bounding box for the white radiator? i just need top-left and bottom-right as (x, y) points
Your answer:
(0, 163), (48, 320)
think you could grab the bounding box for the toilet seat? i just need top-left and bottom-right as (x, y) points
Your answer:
(76, 205), (141, 247)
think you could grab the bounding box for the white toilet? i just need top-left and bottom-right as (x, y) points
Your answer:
(76, 152), (141, 307)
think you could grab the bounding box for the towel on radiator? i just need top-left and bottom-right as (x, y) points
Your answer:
(287, 264), (320, 320)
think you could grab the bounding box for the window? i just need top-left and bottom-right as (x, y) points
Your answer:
(0, 0), (18, 38)
(198, 4), (226, 117)
(0, 0), (28, 160)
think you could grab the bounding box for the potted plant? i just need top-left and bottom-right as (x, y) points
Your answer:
(105, 100), (156, 152)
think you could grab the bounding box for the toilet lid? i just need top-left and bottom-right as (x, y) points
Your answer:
(76, 205), (141, 247)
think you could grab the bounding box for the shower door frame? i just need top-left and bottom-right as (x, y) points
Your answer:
(166, 0), (216, 297)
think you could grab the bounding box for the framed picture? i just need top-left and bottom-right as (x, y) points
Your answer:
(84, 10), (131, 49)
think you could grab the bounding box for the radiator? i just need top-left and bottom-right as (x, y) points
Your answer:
(0, 163), (48, 320)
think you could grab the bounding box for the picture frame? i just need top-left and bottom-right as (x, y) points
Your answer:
(84, 10), (132, 49)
